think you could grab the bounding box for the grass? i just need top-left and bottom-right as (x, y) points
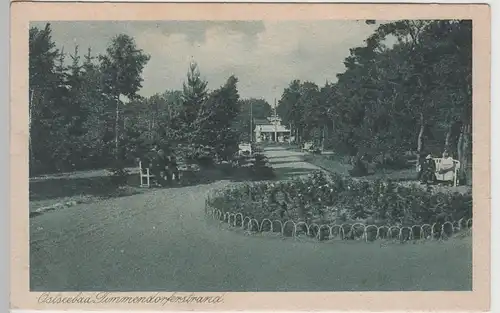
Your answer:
(29, 162), (278, 217)
(30, 146), (472, 291)
(303, 153), (415, 180)
(302, 153), (472, 194)
(209, 215), (473, 291)
(29, 173), (147, 216)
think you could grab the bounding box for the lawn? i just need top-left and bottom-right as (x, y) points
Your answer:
(302, 153), (472, 195)
(209, 215), (473, 291)
(29, 161), (275, 217)
(29, 172), (147, 217)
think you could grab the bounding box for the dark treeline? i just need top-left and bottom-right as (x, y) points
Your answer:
(29, 23), (272, 176)
(276, 20), (472, 183)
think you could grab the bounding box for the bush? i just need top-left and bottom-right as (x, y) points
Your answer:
(107, 160), (130, 186)
(207, 170), (472, 226)
(229, 152), (275, 180)
(176, 144), (217, 168)
(349, 157), (368, 177)
(374, 153), (412, 170)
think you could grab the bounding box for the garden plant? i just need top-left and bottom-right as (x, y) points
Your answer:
(206, 170), (472, 242)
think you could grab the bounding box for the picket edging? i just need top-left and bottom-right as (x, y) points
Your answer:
(205, 204), (472, 242)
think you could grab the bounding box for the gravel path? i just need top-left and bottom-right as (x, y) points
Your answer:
(29, 146), (471, 291)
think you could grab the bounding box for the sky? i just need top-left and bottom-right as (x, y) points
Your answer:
(31, 20), (381, 105)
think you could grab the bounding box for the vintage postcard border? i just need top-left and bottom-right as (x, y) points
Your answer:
(11, 2), (491, 311)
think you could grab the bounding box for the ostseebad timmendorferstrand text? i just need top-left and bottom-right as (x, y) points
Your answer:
(37, 292), (225, 305)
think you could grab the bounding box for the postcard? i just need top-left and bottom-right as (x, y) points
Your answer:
(11, 2), (491, 311)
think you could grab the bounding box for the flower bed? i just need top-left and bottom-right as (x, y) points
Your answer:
(205, 170), (472, 241)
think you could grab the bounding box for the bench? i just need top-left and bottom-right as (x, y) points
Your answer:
(139, 161), (155, 188)
(416, 157), (461, 187)
(139, 160), (197, 187)
(301, 142), (313, 152)
(434, 158), (461, 187)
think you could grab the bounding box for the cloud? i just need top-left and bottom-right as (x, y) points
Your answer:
(31, 20), (379, 104)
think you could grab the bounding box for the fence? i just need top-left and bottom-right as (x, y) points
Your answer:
(204, 202), (472, 242)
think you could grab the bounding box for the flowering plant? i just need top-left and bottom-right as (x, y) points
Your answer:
(207, 170), (472, 226)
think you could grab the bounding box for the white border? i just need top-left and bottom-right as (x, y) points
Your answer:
(8, 1), (497, 313)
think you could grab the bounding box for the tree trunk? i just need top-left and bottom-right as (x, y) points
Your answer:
(114, 97), (120, 158)
(444, 124), (452, 154)
(457, 122), (472, 184)
(321, 124), (326, 151)
(416, 112), (425, 167)
(457, 129), (463, 166)
(417, 113), (425, 152)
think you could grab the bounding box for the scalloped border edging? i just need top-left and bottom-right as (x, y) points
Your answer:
(204, 202), (472, 242)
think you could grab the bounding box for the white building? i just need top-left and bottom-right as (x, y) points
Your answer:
(254, 116), (291, 143)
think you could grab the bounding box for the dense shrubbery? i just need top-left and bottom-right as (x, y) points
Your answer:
(207, 170), (472, 227)
(276, 20), (472, 184)
(231, 152), (275, 180)
(30, 24), (266, 178)
(107, 160), (131, 186)
(175, 144), (217, 168)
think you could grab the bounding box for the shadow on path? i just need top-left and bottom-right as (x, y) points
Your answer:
(272, 167), (316, 180)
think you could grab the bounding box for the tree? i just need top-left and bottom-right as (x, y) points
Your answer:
(277, 80), (302, 142)
(234, 98), (272, 141)
(298, 81), (323, 142)
(99, 34), (150, 159)
(275, 20), (472, 184)
(78, 47), (116, 167)
(194, 75), (241, 159)
(181, 62), (208, 134)
(29, 23), (60, 173)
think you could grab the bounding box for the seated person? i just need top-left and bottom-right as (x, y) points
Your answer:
(437, 150), (455, 182)
(420, 154), (437, 184)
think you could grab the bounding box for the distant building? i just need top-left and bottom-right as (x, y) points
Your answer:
(254, 115), (291, 143)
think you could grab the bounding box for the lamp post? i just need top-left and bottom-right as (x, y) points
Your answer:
(273, 99), (277, 143)
(250, 100), (253, 142)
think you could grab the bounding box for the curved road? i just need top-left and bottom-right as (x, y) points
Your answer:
(30, 147), (471, 291)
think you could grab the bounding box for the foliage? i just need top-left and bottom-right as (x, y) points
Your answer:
(207, 170), (472, 226)
(29, 24), (245, 177)
(193, 75), (241, 160)
(107, 162), (131, 186)
(181, 62), (208, 133)
(230, 151), (275, 180)
(233, 98), (273, 142)
(30, 20), (473, 187)
(99, 34), (151, 162)
(176, 144), (217, 168)
(275, 20), (472, 184)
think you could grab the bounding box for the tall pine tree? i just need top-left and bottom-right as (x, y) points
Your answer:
(181, 62), (208, 137)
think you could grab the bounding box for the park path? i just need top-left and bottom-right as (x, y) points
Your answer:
(29, 146), (471, 292)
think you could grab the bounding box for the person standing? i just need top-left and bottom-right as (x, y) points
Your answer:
(168, 153), (180, 183)
(416, 152), (426, 181)
(156, 148), (169, 186)
(148, 144), (167, 186)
